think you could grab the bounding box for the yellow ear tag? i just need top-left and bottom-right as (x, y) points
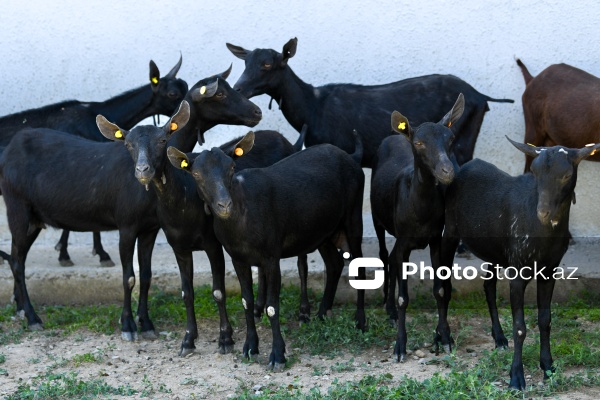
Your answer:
(115, 130), (123, 139)
(234, 147), (244, 156)
(527, 143), (536, 146)
(592, 149), (597, 156)
(448, 121), (452, 127)
(397, 121), (406, 130)
(170, 122), (178, 131)
(180, 159), (188, 168)
(200, 86), (207, 95)
(151, 77), (159, 85)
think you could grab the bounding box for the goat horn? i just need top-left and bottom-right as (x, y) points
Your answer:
(165, 53), (183, 78)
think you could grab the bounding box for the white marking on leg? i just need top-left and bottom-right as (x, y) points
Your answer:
(213, 290), (223, 301)
(398, 296), (404, 307)
(128, 276), (135, 289)
(343, 252), (351, 259)
(181, 291), (185, 298)
(242, 298), (247, 310)
(518, 330), (523, 336)
(267, 306), (276, 317)
(438, 288), (444, 298)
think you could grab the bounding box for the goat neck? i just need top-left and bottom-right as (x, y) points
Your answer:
(270, 68), (317, 136)
(88, 85), (155, 129)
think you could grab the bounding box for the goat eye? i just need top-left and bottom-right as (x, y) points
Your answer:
(263, 63), (272, 69)
(167, 92), (178, 99)
(216, 92), (224, 98)
(562, 174), (572, 181)
(414, 141), (424, 148)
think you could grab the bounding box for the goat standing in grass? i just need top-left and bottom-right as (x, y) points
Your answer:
(168, 132), (364, 371)
(437, 137), (600, 390)
(370, 94), (464, 361)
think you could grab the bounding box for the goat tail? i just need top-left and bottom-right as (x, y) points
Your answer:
(292, 124), (308, 152)
(350, 129), (363, 165)
(515, 57), (535, 85)
(483, 95), (514, 104)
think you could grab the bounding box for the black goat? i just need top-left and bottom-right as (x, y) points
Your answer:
(0, 69), (261, 346)
(101, 110), (308, 356)
(370, 94), (464, 361)
(227, 38), (513, 168)
(168, 132), (364, 371)
(437, 138), (600, 390)
(0, 57), (187, 267)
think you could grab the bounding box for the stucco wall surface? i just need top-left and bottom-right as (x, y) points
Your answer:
(0, 0), (599, 236)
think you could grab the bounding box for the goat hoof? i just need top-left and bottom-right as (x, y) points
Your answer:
(543, 367), (556, 380)
(268, 361), (286, 373)
(121, 331), (138, 342)
(179, 346), (195, 357)
(394, 353), (405, 363)
(100, 259), (116, 268)
(298, 313), (310, 323)
(443, 344), (452, 353)
(219, 343), (235, 355)
(141, 330), (158, 340)
(495, 337), (509, 349)
(59, 259), (75, 267)
(29, 323), (44, 331)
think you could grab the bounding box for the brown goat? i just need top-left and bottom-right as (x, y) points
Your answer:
(516, 59), (600, 172)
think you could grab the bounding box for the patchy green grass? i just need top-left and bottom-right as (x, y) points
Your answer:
(1, 285), (599, 399)
(70, 352), (102, 367)
(5, 371), (136, 399)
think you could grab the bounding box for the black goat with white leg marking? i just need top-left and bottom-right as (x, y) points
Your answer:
(92, 68), (261, 353)
(227, 38), (513, 168)
(437, 138), (600, 390)
(370, 94), (464, 362)
(168, 132), (364, 371)
(0, 69), (260, 347)
(0, 57), (187, 268)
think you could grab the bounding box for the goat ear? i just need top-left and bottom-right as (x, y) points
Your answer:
(391, 111), (412, 136)
(281, 38), (298, 66)
(149, 60), (160, 93)
(96, 115), (128, 141)
(191, 80), (219, 102)
(167, 146), (192, 172)
(506, 136), (543, 158)
(439, 93), (465, 128)
(164, 101), (190, 136)
(573, 143), (600, 164)
(226, 43), (250, 60)
(231, 131), (255, 158)
(164, 53), (182, 79)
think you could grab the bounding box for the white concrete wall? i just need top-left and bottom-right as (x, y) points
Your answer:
(1, 0), (599, 237)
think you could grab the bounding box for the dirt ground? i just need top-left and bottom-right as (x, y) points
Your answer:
(1, 314), (599, 399)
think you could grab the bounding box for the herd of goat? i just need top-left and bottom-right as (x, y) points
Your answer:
(1, 38), (599, 390)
